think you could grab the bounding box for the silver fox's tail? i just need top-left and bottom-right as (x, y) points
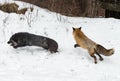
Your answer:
(95, 44), (114, 56)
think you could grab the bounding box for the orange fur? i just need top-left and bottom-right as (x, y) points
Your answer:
(72, 27), (114, 64)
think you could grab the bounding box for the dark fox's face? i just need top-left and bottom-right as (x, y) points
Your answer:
(7, 34), (19, 47)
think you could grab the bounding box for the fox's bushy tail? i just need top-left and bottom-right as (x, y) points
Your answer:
(95, 44), (114, 56)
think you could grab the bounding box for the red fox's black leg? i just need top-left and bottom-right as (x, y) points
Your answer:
(91, 54), (97, 64)
(74, 44), (80, 48)
(94, 49), (103, 61)
(96, 53), (103, 61)
(94, 48), (103, 61)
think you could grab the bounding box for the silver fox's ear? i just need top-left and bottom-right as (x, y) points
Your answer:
(79, 27), (82, 30)
(72, 27), (75, 31)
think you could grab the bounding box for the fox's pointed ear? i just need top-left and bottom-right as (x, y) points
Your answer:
(72, 27), (75, 31)
(79, 27), (82, 30)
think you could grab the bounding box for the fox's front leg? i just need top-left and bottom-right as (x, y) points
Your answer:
(74, 44), (80, 48)
(13, 44), (26, 49)
(13, 46), (18, 49)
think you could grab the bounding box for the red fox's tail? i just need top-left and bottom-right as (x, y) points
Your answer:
(95, 44), (114, 56)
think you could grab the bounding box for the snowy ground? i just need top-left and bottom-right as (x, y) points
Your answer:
(0, 1), (120, 81)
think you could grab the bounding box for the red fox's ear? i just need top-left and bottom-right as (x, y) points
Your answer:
(79, 27), (82, 30)
(72, 27), (75, 31)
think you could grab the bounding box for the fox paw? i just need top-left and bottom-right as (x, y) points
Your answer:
(94, 61), (97, 64)
(13, 46), (18, 49)
(99, 58), (103, 61)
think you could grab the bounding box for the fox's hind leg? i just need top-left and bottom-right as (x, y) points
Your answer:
(74, 44), (80, 48)
(94, 49), (103, 61)
(96, 53), (103, 61)
(91, 54), (97, 64)
(89, 50), (97, 64)
(97, 54), (103, 61)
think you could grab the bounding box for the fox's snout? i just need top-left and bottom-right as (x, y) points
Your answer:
(7, 40), (11, 44)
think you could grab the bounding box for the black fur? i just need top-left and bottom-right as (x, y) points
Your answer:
(7, 32), (58, 53)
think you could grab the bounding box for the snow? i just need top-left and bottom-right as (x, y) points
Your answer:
(0, 0), (120, 81)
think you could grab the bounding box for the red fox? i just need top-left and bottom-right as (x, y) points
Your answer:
(72, 27), (114, 64)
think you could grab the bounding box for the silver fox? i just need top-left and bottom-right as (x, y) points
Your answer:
(8, 32), (58, 53)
